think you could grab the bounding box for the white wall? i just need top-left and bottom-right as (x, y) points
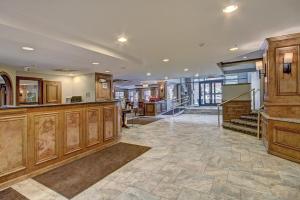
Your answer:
(222, 83), (251, 101)
(72, 73), (96, 102)
(17, 72), (73, 103)
(250, 71), (261, 110)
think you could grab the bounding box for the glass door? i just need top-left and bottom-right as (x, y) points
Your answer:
(199, 80), (222, 106)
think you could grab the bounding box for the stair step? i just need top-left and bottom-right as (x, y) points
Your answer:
(231, 119), (258, 128)
(240, 115), (257, 121)
(223, 122), (257, 136)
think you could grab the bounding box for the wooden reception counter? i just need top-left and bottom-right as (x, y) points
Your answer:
(0, 101), (121, 185)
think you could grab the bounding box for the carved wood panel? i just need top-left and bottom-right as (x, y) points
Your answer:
(86, 108), (101, 147)
(64, 110), (83, 154)
(43, 81), (62, 104)
(103, 106), (114, 141)
(273, 126), (300, 151)
(0, 115), (27, 177)
(276, 46), (299, 95)
(34, 113), (59, 165)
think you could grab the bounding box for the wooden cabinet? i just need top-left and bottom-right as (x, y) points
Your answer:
(43, 81), (62, 104)
(95, 73), (113, 101)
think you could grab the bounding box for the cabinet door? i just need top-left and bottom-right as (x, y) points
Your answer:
(43, 81), (62, 104)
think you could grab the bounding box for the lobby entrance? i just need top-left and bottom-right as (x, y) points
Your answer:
(193, 80), (223, 106)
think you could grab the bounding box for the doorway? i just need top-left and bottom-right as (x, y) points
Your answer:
(0, 72), (13, 106)
(199, 80), (222, 106)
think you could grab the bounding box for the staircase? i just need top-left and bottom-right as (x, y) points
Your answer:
(222, 112), (258, 136)
(184, 106), (219, 115)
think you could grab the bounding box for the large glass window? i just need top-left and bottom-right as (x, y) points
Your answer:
(115, 91), (124, 99)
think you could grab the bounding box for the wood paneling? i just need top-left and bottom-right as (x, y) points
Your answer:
(64, 110), (83, 155)
(103, 106), (114, 141)
(86, 107), (102, 147)
(262, 33), (300, 163)
(0, 115), (27, 177)
(0, 101), (120, 185)
(43, 81), (62, 104)
(276, 46), (299, 95)
(222, 100), (251, 122)
(33, 113), (59, 165)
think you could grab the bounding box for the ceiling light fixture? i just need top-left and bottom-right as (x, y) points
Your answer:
(92, 62), (100, 65)
(229, 47), (239, 51)
(105, 70), (111, 73)
(243, 56), (248, 59)
(146, 72), (151, 76)
(223, 4), (238, 13)
(184, 68), (189, 72)
(164, 76), (168, 80)
(162, 58), (170, 62)
(21, 46), (34, 51)
(118, 36), (128, 43)
(195, 73), (199, 77)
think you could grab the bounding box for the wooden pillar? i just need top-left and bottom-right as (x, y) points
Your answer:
(261, 33), (300, 163)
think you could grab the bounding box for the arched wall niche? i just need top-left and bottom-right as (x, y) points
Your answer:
(0, 71), (14, 105)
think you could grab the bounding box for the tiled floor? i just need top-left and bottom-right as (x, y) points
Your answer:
(10, 114), (300, 200)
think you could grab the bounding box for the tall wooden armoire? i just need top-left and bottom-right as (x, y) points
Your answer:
(261, 33), (300, 163)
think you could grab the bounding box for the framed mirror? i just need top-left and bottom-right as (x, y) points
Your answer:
(16, 76), (43, 105)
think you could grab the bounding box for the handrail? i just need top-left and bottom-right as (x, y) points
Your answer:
(217, 88), (258, 127)
(257, 104), (264, 139)
(218, 89), (255, 106)
(159, 96), (190, 116)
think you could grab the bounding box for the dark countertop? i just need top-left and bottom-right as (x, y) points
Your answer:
(0, 100), (120, 110)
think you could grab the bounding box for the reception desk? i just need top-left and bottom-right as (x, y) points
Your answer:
(144, 100), (167, 116)
(0, 101), (121, 185)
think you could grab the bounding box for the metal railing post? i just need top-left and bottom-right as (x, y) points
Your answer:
(217, 105), (220, 127)
(252, 89), (256, 110)
(257, 111), (261, 139)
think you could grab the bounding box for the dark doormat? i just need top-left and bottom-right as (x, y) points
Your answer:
(130, 117), (162, 125)
(0, 188), (28, 200)
(33, 142), (150, 199)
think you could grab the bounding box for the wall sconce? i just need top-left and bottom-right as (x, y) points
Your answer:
(283, 52), (293, 74)
(256, 61), (263, 71)
(256, 61), (264, 78)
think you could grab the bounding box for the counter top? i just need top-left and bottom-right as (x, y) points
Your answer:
(0, 100), (120, 110)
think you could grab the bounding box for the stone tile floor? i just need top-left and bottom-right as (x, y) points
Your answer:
(10, 114), (300, 199)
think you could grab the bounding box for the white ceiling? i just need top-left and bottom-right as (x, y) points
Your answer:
(0, 0), (300, 80)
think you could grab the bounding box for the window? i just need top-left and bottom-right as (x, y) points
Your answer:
(115, 91), (124, 99)
(143, 89), (151, 101)
(129, 90), (134, 102)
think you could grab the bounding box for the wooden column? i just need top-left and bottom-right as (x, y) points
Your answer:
(262, 33), (300, 163)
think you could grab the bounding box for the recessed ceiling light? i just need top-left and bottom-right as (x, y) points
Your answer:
(146, 72), (151, 76)
(243, 56), (248, 59)
(118, 36), (128, 43)
(105, 70), (110, 73)
(92, 62), (100, 65)
(162, 58), (170, 62)
(223, 5), (238, 13)
(21, 46), (34, 51)
(184, 68), (189, 72)
(229, 47), (239, 51)
(195, 73), (199, 77)
(164, 76), (168, 80)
